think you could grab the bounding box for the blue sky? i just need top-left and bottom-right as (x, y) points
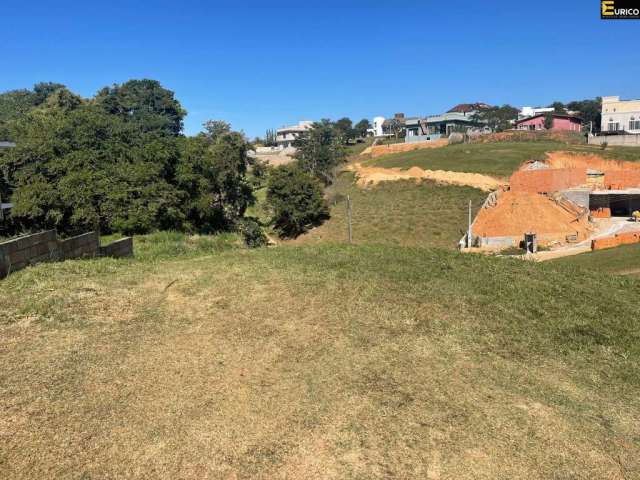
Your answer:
(1, 0), (638, 138)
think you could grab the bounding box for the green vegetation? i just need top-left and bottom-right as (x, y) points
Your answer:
(0, 80), (256, 237)
(0, 239), (638, 478)
(266, 164), (328, 238)
(366, 141), (640, 177)
(553, 243), (640, 277)
(294, 172), (486, 248)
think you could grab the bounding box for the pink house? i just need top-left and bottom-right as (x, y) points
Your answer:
(515, 113), (582, 132)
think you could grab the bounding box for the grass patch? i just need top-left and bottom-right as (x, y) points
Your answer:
(553, 242), (640, 277)
(293, 171), (486, 248)
(0, 242), (639, 477)
(366, 141), (640, 177)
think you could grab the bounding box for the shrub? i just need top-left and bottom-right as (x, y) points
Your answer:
(239, 218), (268, 248)
(600, 141), (608, 150)
(266, 164), (329, 238)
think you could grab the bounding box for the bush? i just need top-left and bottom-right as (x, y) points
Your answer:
(266, 164), (329, 238)
(600, 141), (608, 150)
(239, 218), (268, 248)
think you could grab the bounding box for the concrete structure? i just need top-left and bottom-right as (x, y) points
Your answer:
(515, 113), (582, 132)
(518, 106), (554, 120)
(0, 141), (16, 148)
(588, 134), (640, 147)
(601, 96), (640, 133)
(0, 230), (133, 279)
(275, 121), (313, 148)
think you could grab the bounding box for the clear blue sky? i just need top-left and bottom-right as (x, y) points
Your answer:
(1, 0), (638, 138)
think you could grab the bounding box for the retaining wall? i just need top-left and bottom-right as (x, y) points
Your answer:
(0, 230), (133, 279)
(588, 134), (640, 147)
(591, 231), (640, 250)
(509, 168), (586, 194)
(100, 237), (133, 258)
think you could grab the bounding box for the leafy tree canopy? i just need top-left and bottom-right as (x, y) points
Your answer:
(293, 119), (347, 184)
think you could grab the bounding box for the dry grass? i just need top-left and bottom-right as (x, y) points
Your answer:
(0, 239), (639, 478)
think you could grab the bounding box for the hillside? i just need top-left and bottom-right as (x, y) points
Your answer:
(292, 172), (486, 248)
(553, 242), (640, 277)
(364, 141), (640, 177)
(1, 237), (639, 478)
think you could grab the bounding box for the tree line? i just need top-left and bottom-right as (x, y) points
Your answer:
(0, 80), (350, 243)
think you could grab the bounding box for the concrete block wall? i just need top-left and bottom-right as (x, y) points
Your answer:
(0, 230), (134, 279)
(0, 230), (58, 278)
(588, 134), (640, 147)
(510, 168), (587, 194)
(100, 237), (133, 258)
(58, 232), (99, 260)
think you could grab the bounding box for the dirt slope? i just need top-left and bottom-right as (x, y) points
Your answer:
(348, 163), (505, 191)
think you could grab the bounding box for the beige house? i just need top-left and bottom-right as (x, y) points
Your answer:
(276, 121), (313, 148)
(601, 96), (640, 133)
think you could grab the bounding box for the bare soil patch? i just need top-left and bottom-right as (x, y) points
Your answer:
(348, 163), (505, 191)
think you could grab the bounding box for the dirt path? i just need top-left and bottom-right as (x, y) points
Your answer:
(348, 163), (506, 192)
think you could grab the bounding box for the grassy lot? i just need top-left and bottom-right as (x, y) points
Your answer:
(0, 236), (639, 478)
(292, 172), (486, 248)
(553, 242), (640, 277)
(365, 141), (640, 177)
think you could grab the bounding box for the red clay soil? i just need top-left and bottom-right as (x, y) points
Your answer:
(473, 191), (591, 240)
(545, 152), (640, 171)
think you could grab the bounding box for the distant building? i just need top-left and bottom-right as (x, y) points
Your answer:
(275, 121), (314, 148)
(601, 96), (640, 133)
(518, 106), (554, 120)
(367, 116), (386, 137)
(515, 113), (582, 132)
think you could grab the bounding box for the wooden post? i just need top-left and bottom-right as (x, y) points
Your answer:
(347, 195), (353, 244)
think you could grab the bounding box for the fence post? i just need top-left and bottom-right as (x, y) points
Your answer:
(467, 200), (472, 248)
(347, 195), (353, 244)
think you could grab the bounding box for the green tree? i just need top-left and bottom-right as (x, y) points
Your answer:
(354, 118), (371, 138)
(175, 128), (254, 233)
(473, 105), (518, 132)
(94, 79), (186, 136)
(549, 101), (567, 114)
(543, 112), (554, 130)
(293, 120), (346, 184)
(566, 98), (601, 133)
(203, 120), (231, 140)
(334, 117), (354, 143)
(266, 164), (328, 238)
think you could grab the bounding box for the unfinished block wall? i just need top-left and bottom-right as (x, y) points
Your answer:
(509, 168), (587, 194)
(0, 231), (133, 279)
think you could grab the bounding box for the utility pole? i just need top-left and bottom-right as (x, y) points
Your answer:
(346, 195), (353, 244)
(467, 200), (472, 248)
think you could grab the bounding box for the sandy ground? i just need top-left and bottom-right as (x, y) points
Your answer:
(252, 153), (295, 166)
(348, 163), (505, 192)
(544, 151), (640, 171)
(360, 139), (448, 158)
(472, 191), (592, 240)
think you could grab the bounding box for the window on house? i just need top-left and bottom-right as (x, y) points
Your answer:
(608, 122), (620, 132)
(630, 117), (640, 130)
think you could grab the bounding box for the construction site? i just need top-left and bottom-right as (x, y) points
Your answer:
(469, 152), (640, 256)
